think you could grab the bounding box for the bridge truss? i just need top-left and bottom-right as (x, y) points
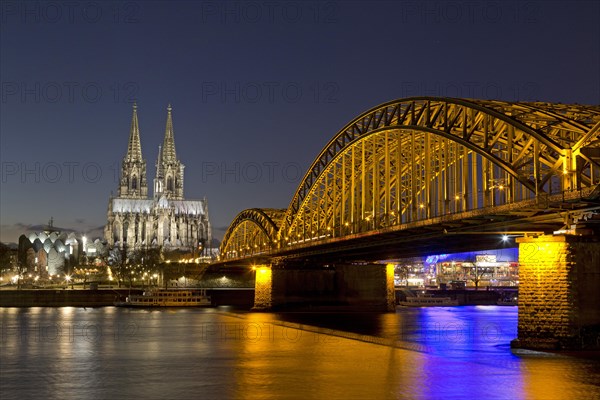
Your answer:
(220, 208), (285, 259)
(221, 97), (600, 260)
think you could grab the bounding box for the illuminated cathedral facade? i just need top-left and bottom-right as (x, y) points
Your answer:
(104, 104), (211, 251)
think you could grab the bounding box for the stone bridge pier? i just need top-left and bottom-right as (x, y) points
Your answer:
(252, 263), (396, 311)
(512, 234), (600, 350)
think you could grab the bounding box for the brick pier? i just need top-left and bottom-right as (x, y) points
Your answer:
(512, 235), (600, 350)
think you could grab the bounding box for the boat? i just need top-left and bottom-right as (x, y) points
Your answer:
(115, 289), (212, 307)
(399, 293), (459, 307)
(496, 297), (518, 306)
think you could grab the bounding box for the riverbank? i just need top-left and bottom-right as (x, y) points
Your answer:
(395, 288), (515, 305)
(1, 287), (511, 308)
(0, 289), (143, 307)
(0, 288), (255, 307)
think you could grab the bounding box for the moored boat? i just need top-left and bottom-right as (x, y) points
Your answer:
(496, 297), (518, 306)
(399, 293), (459, 307)
(115, 289), (211, 307)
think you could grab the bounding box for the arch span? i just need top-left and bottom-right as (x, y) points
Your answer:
(220, 208), (285, 260)
(279, 97), (600, 244)
(219, 97), (600, 257)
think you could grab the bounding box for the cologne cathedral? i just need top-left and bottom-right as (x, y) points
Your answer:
(104, 104), (211, 251)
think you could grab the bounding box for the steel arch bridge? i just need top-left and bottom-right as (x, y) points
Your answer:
(220, 97), (600, 261)
(220, 208), (286, 259)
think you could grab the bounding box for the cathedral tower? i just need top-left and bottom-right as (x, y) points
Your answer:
(118, 103), (148, 198)
(154, 104), (184, 200)
(107, 103), (211, 252)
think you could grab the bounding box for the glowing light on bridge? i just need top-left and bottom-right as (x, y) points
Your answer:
(219, 97), (600, 261)
(253, 265), (273, 310)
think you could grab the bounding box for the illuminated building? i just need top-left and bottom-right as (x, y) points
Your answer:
(17, 220), (80, 276)
(104, 104), (211, 251)
(393, 249), (519, 288)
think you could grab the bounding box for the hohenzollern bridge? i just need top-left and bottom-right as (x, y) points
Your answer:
(217, 97), (600, 350)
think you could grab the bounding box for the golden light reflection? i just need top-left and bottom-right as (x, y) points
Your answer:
(520, 357), (578, 400)
(234, 313), (410, 400)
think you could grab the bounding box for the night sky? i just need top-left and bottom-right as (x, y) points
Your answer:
(1, 0), (598, 244)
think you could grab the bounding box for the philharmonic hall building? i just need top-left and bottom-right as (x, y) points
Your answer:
(105, 104), (211, 251)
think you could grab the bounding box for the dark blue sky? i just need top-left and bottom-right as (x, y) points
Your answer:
(1, 0), (599, 243)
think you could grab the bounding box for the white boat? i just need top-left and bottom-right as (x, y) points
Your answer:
(115, 289), (211, 307)
(399, 293), (459, 307)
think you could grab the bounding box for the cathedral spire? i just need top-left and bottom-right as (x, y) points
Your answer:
(162, 104), (177, 163)
(125, 103), (143, 162)
(156, 145), (163, 178)
(154, 104), (184, 200)
(154, 145), (164, 198)
(119, 102), (148, 199)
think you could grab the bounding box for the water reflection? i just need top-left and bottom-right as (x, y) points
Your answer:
(1, 306), (598, 400)
(264, 307), (527, 399)
(518, 351), (600, 400)
(235, 312), (409, 399)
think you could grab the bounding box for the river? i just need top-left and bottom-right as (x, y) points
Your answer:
(1, 306), (599, 399)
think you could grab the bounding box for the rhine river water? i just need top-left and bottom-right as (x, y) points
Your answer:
(1, 306), (599, 400)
